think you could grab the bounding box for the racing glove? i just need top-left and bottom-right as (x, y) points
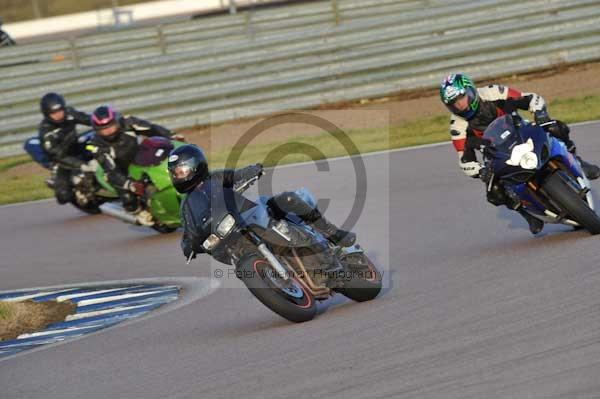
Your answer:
(459, 160), (482, 178)
(125, 180), (145, 196)
(233, 163), (264, 189)
(79, 160), (98, 173)
(543, 120), (573, 150)
(245, 163), (264, 179)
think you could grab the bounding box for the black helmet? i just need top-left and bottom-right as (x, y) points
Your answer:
(40, 92), (66, 120)
(91, 105), (121, 141)
(168, 144), (209, 194)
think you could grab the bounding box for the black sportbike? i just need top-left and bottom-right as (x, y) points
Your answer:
(24, 131), (107, 214)
(186, 175), (382, 322)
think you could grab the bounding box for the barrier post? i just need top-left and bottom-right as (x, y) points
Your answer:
(331, 0), (341, 25)
(157, 25), (167, 55)
(69, 38), (80, 69)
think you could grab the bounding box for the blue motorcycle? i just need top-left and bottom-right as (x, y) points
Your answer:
(185, 176), (382, 322)
(482, 114), (600, 234)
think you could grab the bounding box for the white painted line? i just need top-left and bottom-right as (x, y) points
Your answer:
(56, 286), (144, 302)
(17, 324), (101, 339)
(272, 120), (600, 170)
(65, 303), (153, 321)
(75, 288), (177, 306)
(571, 119), (600, 127)
(2, 119), (599, 209)
(0, 277), (216, 361)
(0, 199), (53, 209)
(3, 290), (65, 302)
(270, 142), (448, 171)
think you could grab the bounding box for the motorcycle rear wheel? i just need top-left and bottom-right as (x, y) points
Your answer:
(152, 224), (178, 234)
(71, 200), (102, 215)
(543, 172), (600, 234)
(237, 254), (317, 323)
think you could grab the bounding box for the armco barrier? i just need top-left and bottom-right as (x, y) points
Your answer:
(1, 0), (600, 156)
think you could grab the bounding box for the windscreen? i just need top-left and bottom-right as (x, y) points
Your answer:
(482, 115), (522, 155)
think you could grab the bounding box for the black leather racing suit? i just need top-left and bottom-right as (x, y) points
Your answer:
(38, 107), (92, 204)
(180, 165), (329, 259)
(180, 166), (263, 259)
(88, 115), (173, 211)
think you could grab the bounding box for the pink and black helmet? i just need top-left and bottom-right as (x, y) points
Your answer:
(91, 105), (120, 133)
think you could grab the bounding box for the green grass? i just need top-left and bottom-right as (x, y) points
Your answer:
(210, 114), (448, 169)
(2, 93), (600, 205)
(0, 302), (10, 320)
(550, 95), (600, 124)
(0, 155), (31, 173)
(0, 174), (53, 205)
(0, 155), (53, 204)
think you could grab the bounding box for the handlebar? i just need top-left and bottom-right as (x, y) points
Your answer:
(234, 175), (260, 193)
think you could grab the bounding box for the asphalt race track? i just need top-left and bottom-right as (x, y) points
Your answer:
(1, 121), (600, 399)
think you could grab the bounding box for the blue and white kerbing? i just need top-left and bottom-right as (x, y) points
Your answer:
(0, 283), (180, 359)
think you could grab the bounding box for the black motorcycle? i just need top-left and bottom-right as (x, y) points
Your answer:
(24, 131), (107, 214)
(186, 175), (382, 322)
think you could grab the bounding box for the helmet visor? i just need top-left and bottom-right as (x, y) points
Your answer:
(173, 164), (192, 180)
(448, 93), (470, 113)
(445, 87), (478, 117)
(96, 123), (119, 138)
(48, 109), (65, 122)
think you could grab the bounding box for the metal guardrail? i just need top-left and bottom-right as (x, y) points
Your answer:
(1, 0), (600, 157)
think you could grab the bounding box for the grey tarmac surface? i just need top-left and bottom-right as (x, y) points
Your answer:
(1, 122), (600, 398)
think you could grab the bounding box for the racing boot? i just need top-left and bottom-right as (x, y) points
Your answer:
(503, 187), (544, 234)
(566, 142), (600, 180)
(122, 192), (154, 226)
(135, 209), (154, 226)
(577, 156), (600, 180)
(306, 209), (356, 247)
(518, 209), (544, 235)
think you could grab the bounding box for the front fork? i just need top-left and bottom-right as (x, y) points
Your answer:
(245, 230), (290, 281)
(525, 161), (594, 224)
(538, 160), (594, 210)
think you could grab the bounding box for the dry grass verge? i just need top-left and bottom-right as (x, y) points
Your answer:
(0, 300), (76, 341)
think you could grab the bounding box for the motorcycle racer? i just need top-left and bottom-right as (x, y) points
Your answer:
(440, 73), (600, 234)
(38, 92), (93, 205)
(87, 105), (178, 225)
(167, 144), (357, 260)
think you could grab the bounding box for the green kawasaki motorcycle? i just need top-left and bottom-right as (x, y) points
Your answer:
(93, 136), (185, 233)
(25, 133), (184, 234)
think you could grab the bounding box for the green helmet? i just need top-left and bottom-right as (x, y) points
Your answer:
(440, 73), (479, 119)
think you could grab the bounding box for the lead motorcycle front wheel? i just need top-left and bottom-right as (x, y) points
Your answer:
(237, 254), (317, 323)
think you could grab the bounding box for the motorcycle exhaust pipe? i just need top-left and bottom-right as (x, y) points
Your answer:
(99, 202), (138, 225)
